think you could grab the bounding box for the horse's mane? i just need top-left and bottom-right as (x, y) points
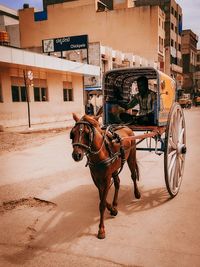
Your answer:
(83, 114), (104, 134)
(82, 114), (100, 127)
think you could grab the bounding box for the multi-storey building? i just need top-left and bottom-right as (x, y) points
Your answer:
(0, 5), (100, 129)
(18, 0), (166, 113)
(195, 50), (200, 93)
(0, 4), (20, 47)
(18, 0), (165, 72)
(181, 29), (198, 96)
(135, 0), (183, 80)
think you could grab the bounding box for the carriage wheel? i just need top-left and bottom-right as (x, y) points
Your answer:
(164, 103), (186, 197)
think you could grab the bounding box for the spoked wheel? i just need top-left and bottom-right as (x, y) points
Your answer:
(164, 103), (186, 198)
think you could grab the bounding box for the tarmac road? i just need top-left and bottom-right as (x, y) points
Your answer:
(0, 107), (200, 267)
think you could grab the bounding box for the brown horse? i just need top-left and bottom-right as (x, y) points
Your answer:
(70, 113), (141, 239)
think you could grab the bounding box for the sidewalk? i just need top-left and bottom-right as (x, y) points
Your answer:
(2, 119), (74, 133)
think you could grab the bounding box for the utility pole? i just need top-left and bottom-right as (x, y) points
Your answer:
(23, 70), (32, 128)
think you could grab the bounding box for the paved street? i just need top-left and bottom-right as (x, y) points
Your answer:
(0, 108), (200, 267)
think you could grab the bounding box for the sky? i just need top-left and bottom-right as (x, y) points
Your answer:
(0, 0), (200, 48)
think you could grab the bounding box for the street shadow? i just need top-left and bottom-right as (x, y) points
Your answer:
(2, 184), (171, 265)
(118, 186), (170, 214)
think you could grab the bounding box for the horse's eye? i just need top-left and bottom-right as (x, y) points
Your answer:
(70, 131), (74, 139)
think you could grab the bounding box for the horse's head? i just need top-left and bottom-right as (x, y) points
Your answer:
(70, 113), (101, 162)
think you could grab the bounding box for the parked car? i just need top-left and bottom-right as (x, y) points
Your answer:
(178, 93), (192, 108)
(194, 94), (200, 106)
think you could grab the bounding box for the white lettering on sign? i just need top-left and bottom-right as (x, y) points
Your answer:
(70, 44), (86, 49)
(56, 37), (71, 45)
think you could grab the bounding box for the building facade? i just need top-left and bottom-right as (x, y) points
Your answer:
(135, 0), (183, 80)
(0, 4), (100, 129)
(194, 50), (200, 93)
(0, 45), (99, 129)
(181, 29), (198, 96)
(0, 4), (20, 47)
(18, 0), (165, 72)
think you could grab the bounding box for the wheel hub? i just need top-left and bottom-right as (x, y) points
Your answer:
(177, 144), (187, 154)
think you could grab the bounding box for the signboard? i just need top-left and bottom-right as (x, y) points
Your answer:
(27, 70), (33, 80)
(42, 34), (88, 53)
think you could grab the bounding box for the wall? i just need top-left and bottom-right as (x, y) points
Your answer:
(0, 67), (84, 128)
(19, 3), (162, 62)
(6, 24), (20, 47)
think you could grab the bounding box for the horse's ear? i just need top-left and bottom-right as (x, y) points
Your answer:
(72, 113), (80, 122)
(93, 115), (101, 121)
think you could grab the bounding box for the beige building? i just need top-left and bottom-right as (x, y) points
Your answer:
(18, 0), (165, 72)
(0, 4), (100, 129)
(195, 50), (200, 92)
(181, 29), (198, 95)
(0, 4), (20, 47)
(0, 45), (100, 129)
(135, 0), (183, 81)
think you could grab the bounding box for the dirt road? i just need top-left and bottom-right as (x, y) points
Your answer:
(0, 108), (200, 267)
(0, 129), (65, 154)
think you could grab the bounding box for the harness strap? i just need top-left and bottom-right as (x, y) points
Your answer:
(72, 121), (127, 175)
(72, 143), (90, 150)
(87, 151), (121, 168)
(88, 128), (126, 176)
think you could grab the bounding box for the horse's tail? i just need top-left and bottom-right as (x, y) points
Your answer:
(135, 159), (140, 181)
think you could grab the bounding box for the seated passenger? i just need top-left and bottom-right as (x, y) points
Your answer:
(120, 76), (157, 125)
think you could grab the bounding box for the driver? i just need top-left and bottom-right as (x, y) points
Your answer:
(120, 76), (157, 125)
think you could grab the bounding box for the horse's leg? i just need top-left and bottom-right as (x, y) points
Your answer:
(103, 174), (119, 216)
(98, 179), (110, 239)
(127, 147), (141, 199)
(109, 173), (120, 216)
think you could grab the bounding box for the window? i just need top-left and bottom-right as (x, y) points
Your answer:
(21, 87), (27, 101)
(96, 0), (113, 12)
(11, 86), (27, 102)
(34, 87), (48, 101)
(171, 22), (174, 31)
(170, 56), (177, 65)
(63, 81), (73, 101)
(63, 88), (73, 101)
(159, 36), (163, 53)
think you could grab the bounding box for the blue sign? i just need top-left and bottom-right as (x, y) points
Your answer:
(43, 34), (88, 53)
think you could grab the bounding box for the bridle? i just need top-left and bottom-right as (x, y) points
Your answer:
(70, 120), (106, 155)
(71, 120), (127, 176)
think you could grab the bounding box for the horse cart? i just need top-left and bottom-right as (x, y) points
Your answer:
(70, 67), (187, 239)
(102, 67), (186, 198)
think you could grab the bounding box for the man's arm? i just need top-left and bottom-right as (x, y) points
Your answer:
(126, 97), (138, 110)
(120, 96), (138, 110)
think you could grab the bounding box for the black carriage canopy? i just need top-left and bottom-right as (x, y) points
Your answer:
(103, 67), (159, 104)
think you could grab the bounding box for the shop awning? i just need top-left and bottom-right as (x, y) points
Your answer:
(85, 86), (102, 91)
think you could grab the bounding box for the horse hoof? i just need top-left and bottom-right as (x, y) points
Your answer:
(135, 191), (141, 199)
(97, 230), (105, 239)
(110, 208), (118, 216)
